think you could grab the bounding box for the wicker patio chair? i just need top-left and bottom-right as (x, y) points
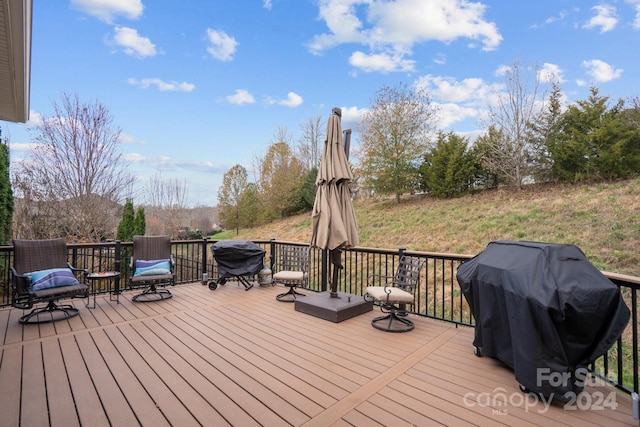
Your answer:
(365, 255), (425, 332)
(273, 245), (309, 302)
(130, 235), (175, 302)
(11, 238), (89, 324)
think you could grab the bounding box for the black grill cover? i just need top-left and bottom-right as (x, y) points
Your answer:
(211, 240), (266, 278)
(457, 241), (630, 398)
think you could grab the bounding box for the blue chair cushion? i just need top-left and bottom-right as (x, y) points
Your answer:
(134, 259), (171, 276)
(27, 268), (80, 291)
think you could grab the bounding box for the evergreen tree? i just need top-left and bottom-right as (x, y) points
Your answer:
(0, 134), (13, 244)
(300, 166), (318, 208)
(419, 132), (476, 198)
(530, 81), (564, 183)
(134, 206), (146, 236)
(117, 198), (135, 241)
(549, 87), (640, 182)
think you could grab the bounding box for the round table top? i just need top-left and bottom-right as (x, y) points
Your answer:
(88, 271), (120, 278)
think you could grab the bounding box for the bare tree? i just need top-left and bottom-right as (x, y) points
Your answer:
(626, 95), (640, 129)
(481, 60), (547, 189)
(271, 125), (293, 146)
(297, 114), (323, 170)
(144, 173), (189, 237)
(12, 93), (134, 242)
(189, 205), (216, 233)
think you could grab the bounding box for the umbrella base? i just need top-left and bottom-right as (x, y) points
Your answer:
(295, 291), (372, 323)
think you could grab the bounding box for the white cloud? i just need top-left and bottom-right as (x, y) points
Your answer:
(277, 92), (304, 108)
(124, 153), (225, 176)
(544, 10), (568, 26)
(226, 89), (256, 105)
(111, 26), (156, 57)
(206, 29), (238, 61)
(495, 64), (511, 77)
(7, 142), (37, 154)
(582, 59), (623, 82)
(340, 106), (367, 128)
(26, 110), (43, 128)
(434, 102), (479, 129)
(264, 93), (303, 107)
(538, 63), (565, 83)
(123, 152), (146, 163)
(349, 51), (415, 73)
(308, 0), (502, 73)
(416, 75), (496, 104)
(128, 78), (195, 92)
(71, 0), (143, 24)
(584, 4), (618, 33)
(432, 53), (447, 65)
(628, 0), (640, 29)
(263, 0), (273, 10)
(118, 132), (140, 144)
(415, 74), (507, 130)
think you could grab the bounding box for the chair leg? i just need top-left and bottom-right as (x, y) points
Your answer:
(132, 284), (173, 302)
(19, 301), (80, 324)
(371, 311), (414, 332)
(276, 285), (305, 302)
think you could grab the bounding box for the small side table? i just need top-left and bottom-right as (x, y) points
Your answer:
(87, 271), (121, 308)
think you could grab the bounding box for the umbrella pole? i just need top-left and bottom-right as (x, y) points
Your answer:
(330, 264), (339, 298)
(329, 249), (342, 298)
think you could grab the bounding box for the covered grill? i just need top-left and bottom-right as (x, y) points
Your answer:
(209, 240), (266, 291)
(457, 241), (630, 399)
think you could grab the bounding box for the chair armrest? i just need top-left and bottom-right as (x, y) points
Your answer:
(367, 274), (396, 287)
(68, 263), (89, 282)
(10, 267), (31, 295)
(368, 274), (416, 295)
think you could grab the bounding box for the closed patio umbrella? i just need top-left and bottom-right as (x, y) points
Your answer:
(311, 107), (359, 297)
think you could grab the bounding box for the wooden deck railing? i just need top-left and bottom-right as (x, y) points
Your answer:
(0, 238), (637, 396)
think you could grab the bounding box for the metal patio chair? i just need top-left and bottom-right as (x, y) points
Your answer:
(365, 255), (425, 332)
(130, 235), (175, 302)
(273, 245), (309, 302)
(11, 238), (89, 324)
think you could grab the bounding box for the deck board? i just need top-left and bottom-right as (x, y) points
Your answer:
(165, 313), (323, 422)
(103, 326), (201, 427)
(42, 338), (80, 427)
(128, 319), (245, 426)
(0, 346), (22, 427)
(90, 328), (170, 426)
(21, 341), (49, 427)
(0, 282), (636, 426)
(74, 331), (141, 426)
(57, 334), (110, 427)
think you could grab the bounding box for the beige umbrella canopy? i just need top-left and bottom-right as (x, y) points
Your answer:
(311, 108), (359, 296)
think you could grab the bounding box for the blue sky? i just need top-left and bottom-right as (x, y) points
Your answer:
(3, 0), (640, 207)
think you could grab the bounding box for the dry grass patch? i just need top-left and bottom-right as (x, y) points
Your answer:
(233, 178), (640, 276)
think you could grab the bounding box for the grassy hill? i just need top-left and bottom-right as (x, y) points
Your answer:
(226, 178), (640, 276)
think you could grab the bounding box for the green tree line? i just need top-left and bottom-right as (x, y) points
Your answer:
(218, 75), (640, 232)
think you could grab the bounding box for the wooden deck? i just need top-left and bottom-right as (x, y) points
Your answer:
(0, 282), (635, 427)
